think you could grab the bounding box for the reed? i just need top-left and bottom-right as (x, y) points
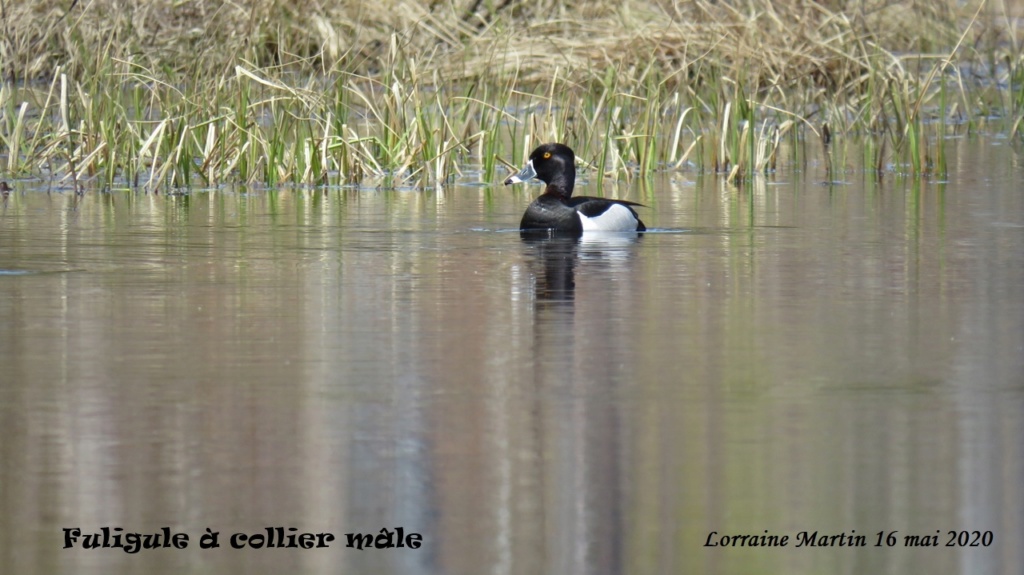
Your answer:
(0, 0), (1019, 188)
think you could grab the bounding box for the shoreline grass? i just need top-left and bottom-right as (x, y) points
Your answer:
(0, 0), (1022, 190)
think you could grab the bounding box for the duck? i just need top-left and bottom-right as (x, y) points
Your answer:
(504, 143), (646, 234)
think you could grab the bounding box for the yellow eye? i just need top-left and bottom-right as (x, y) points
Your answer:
(543, 152), (551, 159)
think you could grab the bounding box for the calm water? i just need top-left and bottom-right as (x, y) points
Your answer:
(1, 139), (1022, 575)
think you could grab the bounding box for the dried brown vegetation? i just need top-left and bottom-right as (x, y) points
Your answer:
(1, 1), (1003, 85)
(0, 0), (1020, 188)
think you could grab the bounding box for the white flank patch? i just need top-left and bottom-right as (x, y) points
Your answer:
(578, 203), (638, 232)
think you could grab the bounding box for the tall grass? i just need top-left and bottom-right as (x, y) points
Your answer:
(0, 0), (1020, 190)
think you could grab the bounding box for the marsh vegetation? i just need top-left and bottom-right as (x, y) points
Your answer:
(0, 0), (1022, 191)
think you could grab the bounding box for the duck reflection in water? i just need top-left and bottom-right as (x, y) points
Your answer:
(520, 230), (643, 304)
(520, 232), (580, 302)
(516, 227), (643, 575)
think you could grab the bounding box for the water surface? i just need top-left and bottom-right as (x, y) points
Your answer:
(1, 139), (1022, 575)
